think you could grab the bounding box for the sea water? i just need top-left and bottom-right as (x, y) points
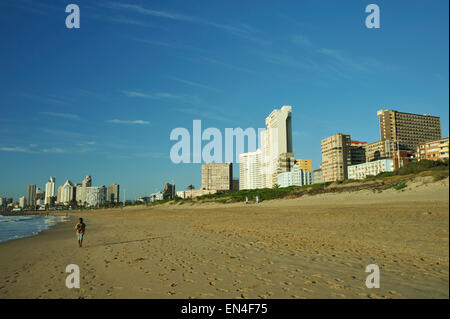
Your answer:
(0, 214), (69, 243)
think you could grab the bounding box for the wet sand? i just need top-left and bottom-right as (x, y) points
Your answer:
(0, 177), (448, 299)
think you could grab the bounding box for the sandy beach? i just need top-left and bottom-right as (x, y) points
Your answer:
(0, 177), (448, 299)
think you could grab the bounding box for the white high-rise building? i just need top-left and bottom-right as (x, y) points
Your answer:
(19, 196), (26, 208)
(239, 149), (262, 190)
(84, 186), (107, 207)
(60, 180), (75, 204)
(45, 176), (55, 205)
(240, 105), (294, 190)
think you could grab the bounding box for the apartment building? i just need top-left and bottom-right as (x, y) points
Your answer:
(277, 164), (313, 188)
(294, 159), (313, 172)
(348, 159), (395, 180)
(416, 137), (449, 161)
(201, 163), (233, 191)
(377, 109), (441, 151)
(350, 140), (367, 165)
(321, 133), (352, 182)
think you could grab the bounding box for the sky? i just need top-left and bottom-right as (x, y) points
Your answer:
(0, 0), (448, 201)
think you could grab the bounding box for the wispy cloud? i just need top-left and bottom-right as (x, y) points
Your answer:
(40, 112), (80, 120)
(0, 146), (33, 153)
(168, 76), (220, 92)
(42, 147), (67, 154)
(42, 128), (84, 138)
(101, 2), (270, 45)
(107, 119), (150, 125)
(121, 90), (204, 106)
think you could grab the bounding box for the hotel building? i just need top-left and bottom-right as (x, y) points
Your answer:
(260, 105), (294, 188)
(60, 180), (75, 204)
(26, 184), (36, 208)
(107, 184), (120, 203)
(239, 149), (263, 190)
(45, 176), (55, 205)
(377, 109), (441, 151)
(321, 133), (352, 182)
(84, 186), (107, 207)
(416, 137), (449, 161)
(201, 163), (233, 191)
(348, 159), (395, 180)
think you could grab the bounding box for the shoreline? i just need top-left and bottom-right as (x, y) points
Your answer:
(0, 179), (448, 299)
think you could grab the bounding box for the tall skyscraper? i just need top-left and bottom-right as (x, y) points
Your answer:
(239, 105), (294, 190)
(79, 175), (92, 204)
(201, 163), (233, 191)
(321, 133), (352, 182)
(377, 109), (441, 151)
(45, 176), (55, 205)
(19, 196), (26, 208)
(260, 105), (294, 188)
(26, 184), (36, 208)
(107, 184), (120, 203)
(60, 180), (75, 204)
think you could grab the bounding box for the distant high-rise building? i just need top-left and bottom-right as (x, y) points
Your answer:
(26, 184), (36, 208)
(82, 175), (92, 187)
(377, 109), (441, 151)
(107, 184), (120, 203)
(60, 180), (75, 204)
(260, 105), (294, 188)
(201, 163), (233, 191)
(295, 159), (313, 172)
(321, 133), (352, 182)
(239, 149), (262, 190)
(79, 175), (92, 204)
(163, 183), (176, 200)
(84, 186), (107, 207)
(57, 186), (63, 204)
(45, 176), (55, 205)
(19, 196), (26, 208)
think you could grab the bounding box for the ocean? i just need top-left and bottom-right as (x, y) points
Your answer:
(0, 214), (69, 243)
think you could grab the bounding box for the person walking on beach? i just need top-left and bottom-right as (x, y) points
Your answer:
(75, 218), (86, 248)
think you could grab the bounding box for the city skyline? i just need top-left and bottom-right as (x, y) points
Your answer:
(0, 0), (449, 200)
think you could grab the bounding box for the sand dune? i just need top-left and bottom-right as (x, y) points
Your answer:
(0, 177), (448, 299)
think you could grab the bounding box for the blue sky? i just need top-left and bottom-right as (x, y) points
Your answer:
(0, 0), (448, 200)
